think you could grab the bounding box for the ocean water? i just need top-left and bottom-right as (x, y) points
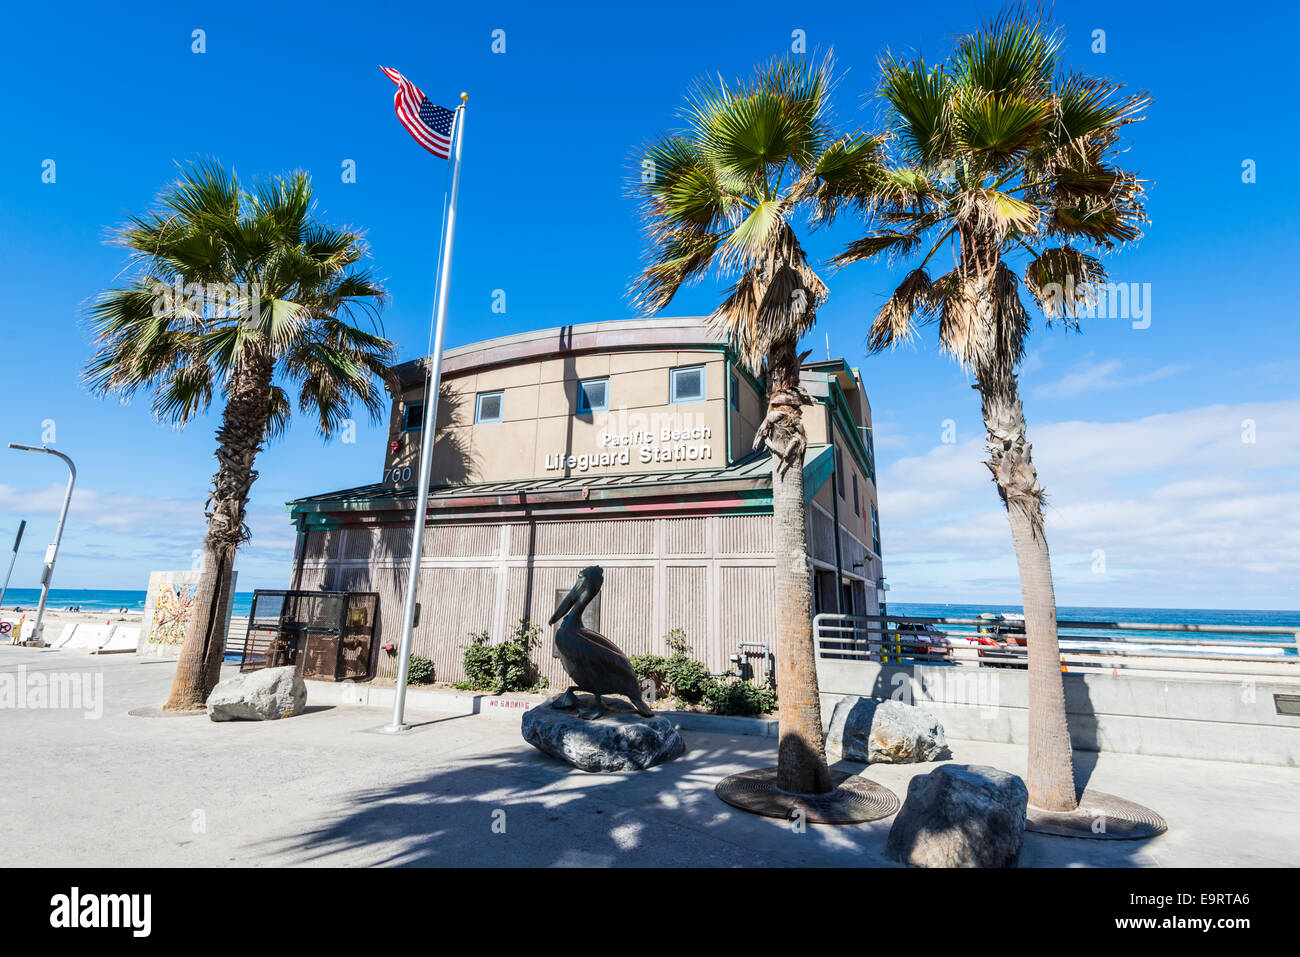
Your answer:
(0, 588), (257, 619)
(891, 602), (1300, 654)
(3, 590), (1295, 635)
(891, 602), (1300, 630)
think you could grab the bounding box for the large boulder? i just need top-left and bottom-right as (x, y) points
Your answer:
(885, 764), (1028, 868)
(207, 666), (307, 721)
(826, 696), (949, 764)
(521, 694), (685, 772)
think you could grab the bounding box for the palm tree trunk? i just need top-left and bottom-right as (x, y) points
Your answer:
(766, 341), (834, 796)
(163, 356), (272, 711)
(979, 375), (1077, 811)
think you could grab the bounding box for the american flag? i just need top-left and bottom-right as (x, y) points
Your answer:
(381, 66), (456, 159)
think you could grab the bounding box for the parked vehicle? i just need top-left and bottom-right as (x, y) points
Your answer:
(976, 613), (1028, 667)
(892, 622), (953, 661)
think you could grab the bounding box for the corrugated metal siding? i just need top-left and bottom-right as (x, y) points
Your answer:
(292, 512), (797, 690)
(414, 566), (499, 683)
(663, 517), (707, 554)
(303, 530), (343, 561)
(344, 528), (378, 559)
(422, 524), (501, 559)
(663, 564), (709, 662)
(345, 526), (422, 561)
(296, 564), (332, 591)
(600, 564), (655, 658)
(719, 565), (776, 682)
(514, 519), (654, 556)
(718, 515), (771, 555)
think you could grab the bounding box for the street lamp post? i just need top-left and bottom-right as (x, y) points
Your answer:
(0, 520), (26, 613)
(7, 444), (76, 647)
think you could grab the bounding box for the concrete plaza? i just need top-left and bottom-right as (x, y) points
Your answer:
(1, 646), (1295, 867)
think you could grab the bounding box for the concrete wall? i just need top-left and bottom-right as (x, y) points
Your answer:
(817, 658), (1300, 766)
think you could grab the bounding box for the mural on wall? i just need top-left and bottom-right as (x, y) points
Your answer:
(136, 569), (235, 658)
(148, 583), (195, 647)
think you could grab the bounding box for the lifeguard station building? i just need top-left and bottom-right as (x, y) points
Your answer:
(284, 317), (884, 686)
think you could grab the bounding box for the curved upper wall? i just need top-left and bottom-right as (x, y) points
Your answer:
(384, 317), (764, 488)
(392, 316), (730, 386)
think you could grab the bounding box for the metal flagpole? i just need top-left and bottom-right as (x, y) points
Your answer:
(385, 92), (469, 733)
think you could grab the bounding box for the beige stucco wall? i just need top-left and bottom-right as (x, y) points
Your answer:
(801, 369), (879, 552)
(383, 349), (734, 488)
(728, 362), (765, 460)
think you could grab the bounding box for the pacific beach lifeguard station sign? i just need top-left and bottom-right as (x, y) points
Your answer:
(546, 425), (715, 473)
(284, 317), (884, 690)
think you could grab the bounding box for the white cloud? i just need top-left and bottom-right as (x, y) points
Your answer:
(878, 397), (1300, 609)
(1030, 356), (1190, 400)
(0, 483), (296, 591)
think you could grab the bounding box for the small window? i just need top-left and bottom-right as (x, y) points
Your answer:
(475, 390), (503, 424)
(871, 503), (881, 554)
(835, 446), (845, 498)
(671, 365), (705, 403)
(402, 402), (425, 432)
(577, 377), (609, 413)
(729, 372), (740, 411)
(852, 473), (860, 517)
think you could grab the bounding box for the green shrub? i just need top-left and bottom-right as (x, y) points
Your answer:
(702, 677), (778, 716)
(460, 630), (495, 690)
(663, 654), (712, 703)
(456, 620), (548, 693)
(406, 653), (435, 685)
(640, 628), (708, 703)
(629, 653), (668, 693)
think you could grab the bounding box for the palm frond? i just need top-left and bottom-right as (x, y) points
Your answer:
(86, 161), (392, 439)
(1024, 245), (1106, 323)
(878, 56), (952, 166)
(952, 9), (1060, 100)
(868, 267), (934, 352)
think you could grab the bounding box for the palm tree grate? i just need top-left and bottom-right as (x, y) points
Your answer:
(715, 767), (900, 824)
(1026, 789), (1167, 840)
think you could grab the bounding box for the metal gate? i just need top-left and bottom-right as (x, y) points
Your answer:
(239, 590), (378, 681)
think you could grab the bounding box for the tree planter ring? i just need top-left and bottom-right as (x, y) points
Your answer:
(715, 766), (900, 824)
(1026, 789), (1167, 840)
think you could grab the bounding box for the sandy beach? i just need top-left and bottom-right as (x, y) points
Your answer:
(0, 606), (143, 633)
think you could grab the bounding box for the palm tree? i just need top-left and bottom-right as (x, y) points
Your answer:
(831, 11), (1148, 810)
(632, 58), (884, 795)
(86, 160), (395, 711)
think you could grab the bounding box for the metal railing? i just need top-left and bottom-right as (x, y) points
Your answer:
(813, 613), (1300, 679)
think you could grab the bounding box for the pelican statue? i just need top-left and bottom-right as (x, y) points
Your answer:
(549, 566), (654, 720)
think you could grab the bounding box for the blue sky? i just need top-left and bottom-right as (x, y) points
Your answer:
(0, 0), (1296, 609)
